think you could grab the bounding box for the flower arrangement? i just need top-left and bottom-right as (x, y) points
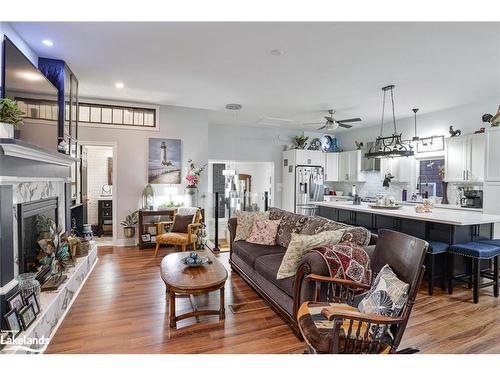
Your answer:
(185, 159), (207, 188)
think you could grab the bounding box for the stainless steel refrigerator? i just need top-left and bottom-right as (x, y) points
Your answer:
(295, 166), (324, 216)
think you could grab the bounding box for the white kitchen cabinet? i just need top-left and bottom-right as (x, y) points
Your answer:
(338, 150), (365, 182)
(294, 149), (325, 167)
(324, 152), (339, 181)
(380, 157), (413, 183)
(445, 134), (484, 182)
(485, 127), (500, 181)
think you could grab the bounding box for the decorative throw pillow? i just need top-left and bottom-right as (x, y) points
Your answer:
(246, 218), (281, 246)
(358, 264), (409, 317)
(311, 242), (372, 285)
(340, 226), (372, 247)
(172, 214), (194, 233)
(234, 211), (269, 241)
(276, 230), (346, 279)
(300, 215), (348, 235)
(269, 207), (310, 248)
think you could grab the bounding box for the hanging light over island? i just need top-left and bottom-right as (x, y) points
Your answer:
(365, 85), (415, 159)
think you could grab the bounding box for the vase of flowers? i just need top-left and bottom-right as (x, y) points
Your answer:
(184, 159), (207, 207)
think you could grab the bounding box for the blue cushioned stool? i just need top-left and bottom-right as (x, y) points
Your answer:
(448, 241), (500, 303)
(426, 241), (449, 295)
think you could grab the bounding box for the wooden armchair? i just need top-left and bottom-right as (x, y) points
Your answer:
(154, 208), (203, 256)
(297, 229), (428, 354)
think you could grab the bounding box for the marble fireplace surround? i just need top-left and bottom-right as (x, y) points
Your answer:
(0, 139), (97, 352)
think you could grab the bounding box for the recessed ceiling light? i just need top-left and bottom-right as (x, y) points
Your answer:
(225, 103), (242, 110)
(270, 49), (284, 56)
(42, 39), (53, 47)
(115, 82), (124, 89)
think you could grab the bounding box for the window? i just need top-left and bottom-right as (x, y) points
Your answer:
(13, 97), (157, 128)
(80, 102), (156, 128)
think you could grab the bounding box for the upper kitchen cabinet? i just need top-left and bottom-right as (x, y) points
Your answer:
(445, 134), (484, 182)
(284, 149), (325, 168)
(324, 152), (339, 181)
(338, 150), (365, 182)
(485, 127), (500, 181)
(380, 157), (414, 183)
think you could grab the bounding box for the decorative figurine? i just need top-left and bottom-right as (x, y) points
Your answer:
(382, 172), (394, 188)
(355, 141), (364, 150)
(308, 138), (321, 151)
(449, 125), (461, 137)
(483, 105), (500, 127)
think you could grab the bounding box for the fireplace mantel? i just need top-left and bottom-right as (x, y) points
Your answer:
(0, 138), (76, 167)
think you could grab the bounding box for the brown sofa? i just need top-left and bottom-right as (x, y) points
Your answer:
(228, 207), (377, 336)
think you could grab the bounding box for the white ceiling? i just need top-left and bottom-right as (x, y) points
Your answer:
(10, 22), (500, 131)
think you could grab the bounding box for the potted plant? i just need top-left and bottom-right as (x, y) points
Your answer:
(121, 210), (138, 238)
(184, 159), (207, 207)
(0, 98), (24, 139)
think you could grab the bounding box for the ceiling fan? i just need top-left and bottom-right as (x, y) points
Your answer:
(304, 109), (362, 130)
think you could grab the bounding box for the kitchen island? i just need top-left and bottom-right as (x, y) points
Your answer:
(315, 201), (500, 244)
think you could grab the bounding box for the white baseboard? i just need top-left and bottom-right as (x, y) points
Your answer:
(113, 238), (136, 247)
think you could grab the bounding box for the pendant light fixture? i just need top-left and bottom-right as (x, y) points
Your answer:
(412, 108), (419, 142)
(365, 85), (414, 159)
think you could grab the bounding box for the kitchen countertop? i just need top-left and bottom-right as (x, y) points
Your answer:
(323, 196), (483, 212)
(315, 201), (500, 226)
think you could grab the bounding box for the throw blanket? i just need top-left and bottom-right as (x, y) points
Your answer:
(312, 242), (371, 285)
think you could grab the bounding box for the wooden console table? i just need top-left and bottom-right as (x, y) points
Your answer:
(138, 208), (177, 249)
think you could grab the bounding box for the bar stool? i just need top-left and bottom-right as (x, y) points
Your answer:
(448, 242), (500, 303)
(426, 241), (449, 295)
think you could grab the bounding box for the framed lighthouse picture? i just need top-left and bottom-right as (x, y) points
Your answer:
(148, 138), (182, 184)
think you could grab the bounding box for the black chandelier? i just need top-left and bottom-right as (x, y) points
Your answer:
(365, 85), (414, 159)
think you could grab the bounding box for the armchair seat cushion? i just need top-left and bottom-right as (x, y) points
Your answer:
(449, 242), (500, 259)
(297, 301), (391, 354)
(157, 232), (197, 246)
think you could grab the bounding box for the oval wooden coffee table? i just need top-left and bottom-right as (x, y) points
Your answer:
(160, 251), (228, 328)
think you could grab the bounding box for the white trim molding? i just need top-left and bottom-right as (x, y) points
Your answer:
(0, 176), (70, 184)
(0, 143), (74, 167)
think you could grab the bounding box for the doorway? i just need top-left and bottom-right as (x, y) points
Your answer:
(206, 160), (274, 252)
(80, 143), (116, 246)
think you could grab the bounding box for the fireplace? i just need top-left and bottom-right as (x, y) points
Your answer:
(17, 198), (59, 275)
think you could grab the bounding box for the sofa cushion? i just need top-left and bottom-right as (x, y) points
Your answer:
(300, 215), (348, 235)
(232, 240), (286, 268)
(341, 226), (372, 247)
(247, 218), (281, 245)
(234, 211), (270, 241)
(269, 207), (310, 248)
(254, 253), (294, 297)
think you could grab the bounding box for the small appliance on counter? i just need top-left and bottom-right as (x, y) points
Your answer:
(460, 190), (483, 208)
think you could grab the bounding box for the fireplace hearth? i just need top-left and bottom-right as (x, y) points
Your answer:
(17, 198), (59, 275)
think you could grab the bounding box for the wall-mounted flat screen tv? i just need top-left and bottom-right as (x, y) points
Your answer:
(2, 36), (59, 151)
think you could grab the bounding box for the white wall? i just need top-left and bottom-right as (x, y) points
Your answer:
(79, 105), (209, 245)
(334, 96), (499, 151)
(208, 123), (323, 208)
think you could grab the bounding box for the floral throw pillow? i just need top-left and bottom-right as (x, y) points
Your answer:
(246, 218), (281, 246)
(358, 264), (409, 317)
(234, 211), (269, 241)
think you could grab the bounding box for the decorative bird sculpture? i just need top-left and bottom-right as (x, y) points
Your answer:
(355, 141), (364, 150)
(449, 125), (461, 137)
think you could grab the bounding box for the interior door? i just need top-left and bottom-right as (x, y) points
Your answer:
(80, 145), (88, 223)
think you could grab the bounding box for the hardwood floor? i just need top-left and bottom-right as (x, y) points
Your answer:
(46, 246), (500, 354)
